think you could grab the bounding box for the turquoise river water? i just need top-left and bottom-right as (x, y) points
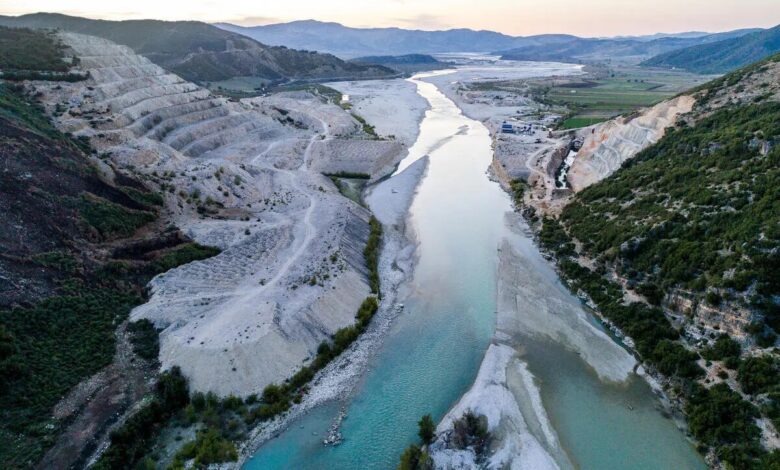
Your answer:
(244, 70), (707, 469)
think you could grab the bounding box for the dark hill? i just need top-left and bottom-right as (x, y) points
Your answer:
(641, 24), (780, 73)
(350, 54), (448, 73)
(0, 13), (395, 83)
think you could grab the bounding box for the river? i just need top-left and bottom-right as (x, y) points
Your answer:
(244, 69), (706, 469)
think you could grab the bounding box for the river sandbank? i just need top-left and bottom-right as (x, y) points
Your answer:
(236, 82), (431, 465)
(418, 61), (704, 470)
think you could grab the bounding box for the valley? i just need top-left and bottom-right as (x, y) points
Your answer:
(0, 7), (779, 470)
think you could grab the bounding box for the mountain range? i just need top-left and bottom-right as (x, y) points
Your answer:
(0, 13), (396, 84)
(217, 20), (762, 63)
(641, 24), (780, 73)
(496, 30), (762, 63)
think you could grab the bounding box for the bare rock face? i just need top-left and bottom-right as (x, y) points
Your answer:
(309, 139), (405, 177)
(33, 32), (405, 396)
(568, 95), (695, 192)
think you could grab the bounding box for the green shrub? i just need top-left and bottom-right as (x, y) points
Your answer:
(702, 335), (741, 361)
(451, 411), (490, 455)
(397, 444), (432, 470)
(123, 187), (164, 208)
(31, 251), (78, 273)
(76, 194), (155, 238)
(364, 217), (383, 294)
(738, 356), (779, 395)
(509, 179), (527, 207)
(685, 383), (761, 467)
(539, 217), (575, 257)
(152, 243), (221, 273)
(128, 319), (160, 361)
(94, 367), (190, 470)
(418, 414), (435, 445)
(0, 289), (141, 437)
(170, 428), (237, 469)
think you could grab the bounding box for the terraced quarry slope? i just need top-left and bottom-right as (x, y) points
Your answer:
(30, 32), (406, 397)
(568, 95), (695, 191)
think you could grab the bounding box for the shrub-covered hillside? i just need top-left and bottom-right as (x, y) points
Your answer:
(0, 80), (218, 468)
(562, 103), (779, 324)
(539, 53), (780, 468)
(642, 24), (780, 74)
(0, 26), (68, 72)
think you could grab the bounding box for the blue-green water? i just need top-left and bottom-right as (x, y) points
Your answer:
(244, 70), (706, 470)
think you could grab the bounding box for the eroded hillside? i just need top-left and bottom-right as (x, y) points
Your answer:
(1, 27), (409, 468)
(0, 77), (218, 470)
(26, 32), (406, 399)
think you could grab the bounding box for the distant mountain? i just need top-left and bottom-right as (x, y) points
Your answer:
(350, 54), (449, 73)
(612, 29), (761, 42)
(641, 24), (780, 73)
(498, 28), (767, 63)
(216, 20), (577, 58)
(353, 54), (439, 65)
(0, 13), (395, 84)
(217, 20), (762, 64)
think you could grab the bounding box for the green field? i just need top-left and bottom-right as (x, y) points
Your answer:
(532, 66), (711, 128)
(558, 116), (608, 130)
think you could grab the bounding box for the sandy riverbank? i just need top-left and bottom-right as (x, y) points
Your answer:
(237, 80), (432, 465)
(29, 32), (432, 466)
(430, 214), (636, 469)
(416, 61), (666, 469)
(426, 60), (708, 469)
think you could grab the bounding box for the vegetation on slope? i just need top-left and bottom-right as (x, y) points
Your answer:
(92, 368), (191, 469)
(0, 82), (219, 468)
(0, 26), (87, 81)
(0, 13), (394, 85)
(92, 215), (384, 468)
(99, 300), (382, 468)
(530, 77), (780, 466)
(0, 26), (68, 72)
(642, 24), (780, 74)
(365, 216), (383, 294)
(561, 103), (779, 323)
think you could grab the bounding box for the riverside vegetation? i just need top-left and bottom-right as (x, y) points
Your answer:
(92, 218), (383, 469)
(396, 411), (490, 470)
(522, 56), (780, 468)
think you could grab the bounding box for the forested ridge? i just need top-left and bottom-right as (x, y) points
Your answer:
(534, 54), (780, 468)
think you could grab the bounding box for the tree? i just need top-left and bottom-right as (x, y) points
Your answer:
(397, 444), (432, 470)
(157, 366), (189, 411)
(702, 335), (741, 361)
(418, 414), (435, 445)
(738, 356), (779, 395)
(451, 411), (490, 456)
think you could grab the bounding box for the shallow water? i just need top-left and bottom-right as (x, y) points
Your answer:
(244, 69), (706, 470)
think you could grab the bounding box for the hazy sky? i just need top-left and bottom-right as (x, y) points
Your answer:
(2, 0), (779, 36)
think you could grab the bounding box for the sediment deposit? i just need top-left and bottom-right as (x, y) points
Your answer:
(32, 32), (408, 396)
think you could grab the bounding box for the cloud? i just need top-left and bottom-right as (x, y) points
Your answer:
(223, 15), (280, 26)
(392, 13), (449, 30)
